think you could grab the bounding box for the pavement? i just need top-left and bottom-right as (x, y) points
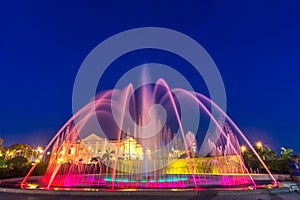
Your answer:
(0, 190), (299, 200)
(0, 187), (299, 200)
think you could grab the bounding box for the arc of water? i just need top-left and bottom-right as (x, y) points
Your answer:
(156, 79), (198, 189)
(111, 84), (134, 189)
(22, 82), (276, 189)
(45, 126), (82, 189)
(21, 92), (112, 189)
(174, 88), (257, 188)
(175, 89), (276, 186)
(21, 121), (73, 189)
(194, 92), (277, 186)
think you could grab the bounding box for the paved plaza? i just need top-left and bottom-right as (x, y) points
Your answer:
(0, 190), (299, 200)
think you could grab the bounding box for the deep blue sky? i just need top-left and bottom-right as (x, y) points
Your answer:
(0, 1), (299, 153)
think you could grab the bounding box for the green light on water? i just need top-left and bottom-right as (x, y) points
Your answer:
(157, 178), (165, 182)
(104, 177), (112, 182)
(166, 177), (179, 182)
(104, 177), (137, 183)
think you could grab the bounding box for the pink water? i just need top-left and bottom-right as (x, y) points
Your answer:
(21, 79), (276, 190)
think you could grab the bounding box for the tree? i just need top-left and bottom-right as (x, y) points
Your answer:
(261, 147), (277, 161)
(280, 147), (293, 160)
(278, 147), (294, 174)
(242, 145), (295, 174)
(6, 144), (37, 160)
(6, 156), (29, 168)
(101, 149), (115, 162)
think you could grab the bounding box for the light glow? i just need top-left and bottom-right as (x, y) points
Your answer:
(21, 79), (276, 190)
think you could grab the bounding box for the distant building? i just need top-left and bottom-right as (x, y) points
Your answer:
(58, 133), (145, 163)
(56, 128), (199, 164)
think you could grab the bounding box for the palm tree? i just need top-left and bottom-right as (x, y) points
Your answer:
(95, 149), (115, 174)
(280, 147), (293, 160)
(261, 147), (277, 161)
(277, 147), (294, 174)
(101, 149), (115, 162)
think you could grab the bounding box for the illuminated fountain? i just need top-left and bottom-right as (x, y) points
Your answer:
(22, 79), (276, 190)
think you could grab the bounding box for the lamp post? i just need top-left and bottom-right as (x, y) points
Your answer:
(241, 145), (247, 153)
(256, 141), (265, 161)
(256, 141), (263, 149)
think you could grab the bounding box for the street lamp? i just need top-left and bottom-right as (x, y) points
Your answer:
(37, 146), (43, 154)
(241, 145), (247, 153)
(256, 141), (263, 149)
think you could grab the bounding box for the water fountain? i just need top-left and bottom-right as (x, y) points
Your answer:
(21, 79), (276, 190)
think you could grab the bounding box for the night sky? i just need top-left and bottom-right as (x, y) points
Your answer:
(0, 1), (299, 153)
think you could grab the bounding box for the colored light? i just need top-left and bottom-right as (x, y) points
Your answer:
(157, 178), (165, 182)
(104, 177), (113, 182)
(27, 183), (39, 189)
(21, 79), (278, 190)
(179, 177), (188, 181)
(256, 141), (263, 149)
(241, 145), (247, 153)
